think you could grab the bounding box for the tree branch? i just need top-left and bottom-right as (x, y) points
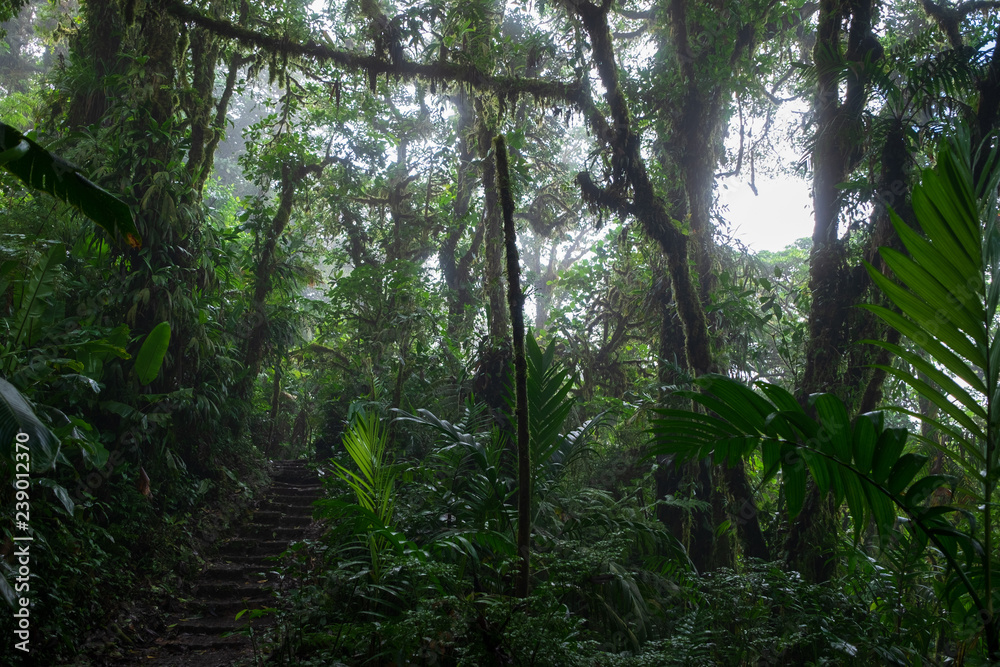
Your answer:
(922, 0), (1000, 48)
(566, 0), (714, 374)
(164, 0), (588, 106)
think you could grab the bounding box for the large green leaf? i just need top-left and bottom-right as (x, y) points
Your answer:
(648, 375), (931, 540)
(0, 122), (140, 247)
(134, 322), (171, 386)
(652, 134), (1000, 647)
(861, 132), (1000, 638)
(862, 133), (1000, 492)
(524, 333), (576, 470)
(335, 409), (394, 526)
(0, 378), (60, 472)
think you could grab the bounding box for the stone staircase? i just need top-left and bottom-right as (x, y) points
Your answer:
(114, 460), (323, 666)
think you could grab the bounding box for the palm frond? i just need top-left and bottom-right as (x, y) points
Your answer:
(648, 375), (931, 541)
(861, 130), (1000, 484)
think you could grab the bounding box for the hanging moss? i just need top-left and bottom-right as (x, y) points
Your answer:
(162, 0), (589, 107)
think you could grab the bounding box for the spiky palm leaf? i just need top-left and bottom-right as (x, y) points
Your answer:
(334, 409), (394, 527)
(649, 375), (942, 540)
(652, 131), (1000, 657)
(862, 133), (1000, 494)
(861, 130), (1000, 654)
(331, 409), (396, 581)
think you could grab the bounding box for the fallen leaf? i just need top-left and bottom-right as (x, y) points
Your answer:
(137, 467), (151, 497)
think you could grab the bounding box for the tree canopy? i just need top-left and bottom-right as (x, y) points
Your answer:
(5, 0), (1000, 663)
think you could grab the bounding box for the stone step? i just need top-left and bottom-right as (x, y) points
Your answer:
(154, 633), (249, 652)
(268, 495), (320, 507)
(241, 524), (313, 541)
(259, 503), (315, 517)
(188, 597), (274, 615)
(107, 460), (321, 664)
(216, 555), (283, 569)
(170, 613), (275, 634)
(217, 539), (289, 557)
(195, 579), (273, 597)
(250, 511), (313, 527)
(200, 564), (271, 582)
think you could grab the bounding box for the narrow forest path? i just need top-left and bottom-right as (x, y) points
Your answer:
(110, 460), (323, 666)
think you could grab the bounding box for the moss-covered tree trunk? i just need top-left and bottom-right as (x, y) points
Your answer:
(240, 160), (330, 401)
(439, 90), (484, 344)
(67, 0), (126, 129)
(495, 135), (530, 598)
(791, 0), (881, 583)
(465, 0), (513, 434)
(569, 0), (773, 570)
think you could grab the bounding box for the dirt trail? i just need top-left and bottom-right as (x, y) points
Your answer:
(112, 460), (322, 666)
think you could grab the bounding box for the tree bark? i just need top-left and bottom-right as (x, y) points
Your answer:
(791, 0), (882, 584)
(495, 135), (530, 598)
(67, 0), (125, 129)
(439, 90), (483, 343)
(240, 160), (330, 399)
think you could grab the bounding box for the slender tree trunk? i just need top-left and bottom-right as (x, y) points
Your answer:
(184, 25), (220, 193)
(791, 0), (883, 583)
(849, 119), (912, 414)
(472, 95), (514, 434)
(240, 160), (329, 399)
(439, 90), (483, 343)
(787, 0), (849, 585)
(479, 99), (509, 343)
(189, 2), (250, 198)
(495, 136), (530, 598)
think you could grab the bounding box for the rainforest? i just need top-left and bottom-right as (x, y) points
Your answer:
(2, 0), (1000, 664)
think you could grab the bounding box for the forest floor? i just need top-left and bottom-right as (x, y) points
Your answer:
(93, 460), (323, 666)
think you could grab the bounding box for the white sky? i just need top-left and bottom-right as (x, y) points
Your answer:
(714, 93), (815, 254)
(718, 174), (814, 252)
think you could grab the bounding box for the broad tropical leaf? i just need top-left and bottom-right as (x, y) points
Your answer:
(648, 375), (930, 542)
(0, 377), (60, 472)
(334, 409), (394, 528)
(329, 409), (397, 581)
(134, 322), (171, 386)
(0, 122), (140, 247)
(859, 129), (1000, 651)
(861, 134), (1000, 488)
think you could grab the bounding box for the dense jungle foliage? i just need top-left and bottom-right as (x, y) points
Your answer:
(4, 0), (1000, 664)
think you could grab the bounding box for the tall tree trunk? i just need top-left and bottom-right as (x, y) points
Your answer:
(472, 94), (514, 433)
(479, 97), (509, 344)
(653, 270), (716, 569)
(850, 119), (912, 414)
(67, 0), (125, 129)
(495, 135), (530, 598)
(184, 25), (221, 195)
(240, 160), (329, 400)
(439, 90), (483, 344)
(569, 0), (777, 571)
(790, 0), (882, 583)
